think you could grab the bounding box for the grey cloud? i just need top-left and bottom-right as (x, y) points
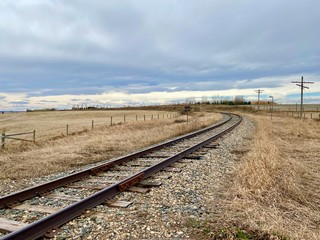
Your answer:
(38, 100), (58, 103)
(0, 0), (319, 108)
(9, 101), (29, 105)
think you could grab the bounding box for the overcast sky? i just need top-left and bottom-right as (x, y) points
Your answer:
(0, 0), (319, 110)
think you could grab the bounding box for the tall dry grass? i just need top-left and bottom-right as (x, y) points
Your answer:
(0, 112), (221, 187)
(218, 115), (320, 239)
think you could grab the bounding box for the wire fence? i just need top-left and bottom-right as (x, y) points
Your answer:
(1, 112), (180, 149)
(273, 110), (320, 120)
(1, 131), (36, 149)
(250, 105), (320, 120)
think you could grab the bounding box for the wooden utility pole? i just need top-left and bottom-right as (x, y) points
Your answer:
(269, 96), (274, 120)
(291, 76), (314, 118)
(255, 89), (264, 111)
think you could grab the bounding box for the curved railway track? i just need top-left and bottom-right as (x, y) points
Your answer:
(0, 112), (242, 240)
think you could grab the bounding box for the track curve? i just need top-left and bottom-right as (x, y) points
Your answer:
(0, 112), (242, 240)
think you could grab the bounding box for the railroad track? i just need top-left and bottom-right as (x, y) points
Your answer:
(0, 113), (242, 240)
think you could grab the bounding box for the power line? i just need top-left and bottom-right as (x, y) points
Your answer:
(254, 89), (264, 111)
(291, 76), (314, 118)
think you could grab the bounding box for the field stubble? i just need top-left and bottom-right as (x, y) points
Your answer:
(213, 113), (320, 239)
(0, 111), (221, 193)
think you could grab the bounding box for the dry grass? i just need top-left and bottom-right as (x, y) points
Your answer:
(0, 111), (221, 184)
(212, 114), (320, 239)
(0, 110), (174, 142)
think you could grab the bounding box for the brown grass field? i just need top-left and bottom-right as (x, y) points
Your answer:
(207, 112), (320, 240)
(0, 110), (176, 142)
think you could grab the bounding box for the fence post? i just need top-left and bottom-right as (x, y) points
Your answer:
(158, 114), (159, 119)
(1, 133), (5, 149)
(66, 124), (69, 136)
(144, 115), (146, 121)
(124, 115), (126, 123)
(92, 120), (94, 130)
(136, 115), (138, 121)
(111, 116), (113, 126)
(33, 130), (36, 143)
(311, 113), (313, 119)
(151, 114), (153, 120)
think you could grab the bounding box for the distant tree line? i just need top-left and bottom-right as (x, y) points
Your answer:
(186, 95), (251, 105)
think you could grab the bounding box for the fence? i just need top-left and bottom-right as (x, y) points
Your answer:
(64, 113), (180, 136)
(281, 111), (320, 120)
(250, 105), (320, 120)
(1, 130), (36, 149)
(1, 112), (180, 149)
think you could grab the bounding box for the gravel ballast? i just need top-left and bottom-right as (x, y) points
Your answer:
(0, 115), (254, 239)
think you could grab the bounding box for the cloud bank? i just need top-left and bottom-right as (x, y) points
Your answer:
(0, 0), (319, 110)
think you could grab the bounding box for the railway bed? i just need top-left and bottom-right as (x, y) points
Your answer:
(0, 113), (242, 240)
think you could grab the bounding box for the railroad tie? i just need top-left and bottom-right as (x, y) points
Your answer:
(0, 217), (28, 233)
(13, 203), (61, 214)
(106, 200), (133, 208)
(162, 167), (182, 173)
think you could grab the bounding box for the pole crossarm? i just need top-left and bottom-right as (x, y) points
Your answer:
(292, 82), (314, 88)
(291, 76), (314, 118)
(254, 89), (264, 111)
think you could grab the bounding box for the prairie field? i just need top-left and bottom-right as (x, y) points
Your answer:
(0, 110), (221, 188)
(0, 110), (175, 142)
(212, 112), (320, 239)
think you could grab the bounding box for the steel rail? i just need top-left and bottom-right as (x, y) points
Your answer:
(1, 113), (242, 240)
(0, 113), (232, 209)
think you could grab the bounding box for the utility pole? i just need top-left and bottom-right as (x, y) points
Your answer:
(291, 76), (314, 118)
(255, 89), (264, 111)
(269, 96), (274, 120)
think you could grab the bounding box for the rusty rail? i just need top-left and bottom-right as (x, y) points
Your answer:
(0, 113), (233, 209)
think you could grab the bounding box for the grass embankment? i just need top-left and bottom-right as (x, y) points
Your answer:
(0, 111), (221, 184)
(205, 114), (320, 239)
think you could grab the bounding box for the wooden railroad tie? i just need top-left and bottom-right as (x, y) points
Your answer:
(163, 167), (182, 173)
(13, 204), (61, 214)
(106, 200), (133, 208)
(0, 217), (28, 233)
(151, 175), (172, 179)
(45, 193), (81, 202)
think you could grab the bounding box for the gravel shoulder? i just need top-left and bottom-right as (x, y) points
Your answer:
(56, 116), (254, 240)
